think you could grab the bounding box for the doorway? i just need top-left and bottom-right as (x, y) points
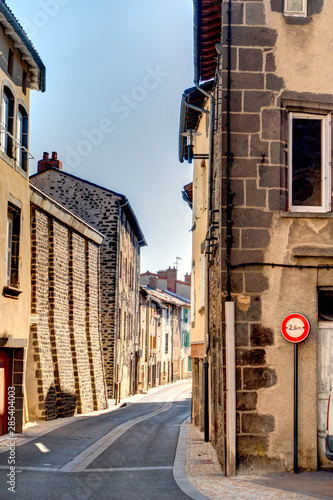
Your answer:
(0, 349), (13, 436)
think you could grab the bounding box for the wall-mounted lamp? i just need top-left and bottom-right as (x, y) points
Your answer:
(181, 129), (201, 163)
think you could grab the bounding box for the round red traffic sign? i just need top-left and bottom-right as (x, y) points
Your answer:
(281, 313), (311, 343)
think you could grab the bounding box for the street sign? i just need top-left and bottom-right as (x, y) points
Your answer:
(281, 313), (311, 343)
(281, 313), (311, 473)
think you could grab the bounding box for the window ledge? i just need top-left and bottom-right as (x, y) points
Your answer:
(3, 286), (23, 299)
(0, 149), (14, 168)
(283, 15), (312, 25)
(279, 211), (333, 219)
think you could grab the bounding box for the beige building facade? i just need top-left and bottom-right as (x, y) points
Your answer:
(180, 0), (333, 476)
(0, 4), (45, 435)
(180, 83), (212, 430)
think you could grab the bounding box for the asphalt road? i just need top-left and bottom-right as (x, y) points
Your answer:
(0, 381), (193, 500)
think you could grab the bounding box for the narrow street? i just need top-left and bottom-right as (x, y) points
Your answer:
(0, 382), (194, 500)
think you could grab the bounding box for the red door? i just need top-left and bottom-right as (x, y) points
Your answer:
(0, 349), (12, 436)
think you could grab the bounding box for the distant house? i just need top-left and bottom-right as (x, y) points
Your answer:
(139, 284), (191, 391)
(28, 184), (108, 420)
(30, 155), (147, 400)
(140, 267), (191, 300)
(0, 2), (45, 435)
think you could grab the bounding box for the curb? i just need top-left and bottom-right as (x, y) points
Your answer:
(173, 418), (211, 500)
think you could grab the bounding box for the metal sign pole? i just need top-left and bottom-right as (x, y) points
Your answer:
(294, 343), (298, 474)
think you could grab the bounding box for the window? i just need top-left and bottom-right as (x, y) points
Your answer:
(284, 0), (307, 17)
(6, 204), (21, 288)
(318, 288), (333, 322)
(22, 70), (27, 95)
(8, 49), (14, 77)
(1, 87), (14, 158)
(183, 308), (189, 323)
(288, 112), (331, 213)
(16, 105), (28, 171)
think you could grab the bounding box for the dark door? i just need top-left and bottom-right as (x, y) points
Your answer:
(0, 349), (12, 436)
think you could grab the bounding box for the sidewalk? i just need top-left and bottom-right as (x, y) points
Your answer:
(185, 422), (333, 500)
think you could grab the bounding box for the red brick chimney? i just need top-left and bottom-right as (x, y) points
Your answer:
(37, 151), (63, 173)
(166, 267), (177, 293)
(184, 273), (191, 285)
(148, 275), (158, 290)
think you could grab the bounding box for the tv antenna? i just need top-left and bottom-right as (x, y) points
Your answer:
(174, 256), (182, 270)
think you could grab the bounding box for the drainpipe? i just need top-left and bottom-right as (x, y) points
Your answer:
(194, 82), (214, 443)
(225, 0), (236, 476)
(115, 198), (128, 402)
(225, 301), (236, 476)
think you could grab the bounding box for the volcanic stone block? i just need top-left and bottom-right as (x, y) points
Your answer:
(239, 48), (263, 72)
(223, 26), (277, 47)
(262, 108), (281, 140)
(245, 273), (269, 293)
(246, 2), (266, 25)
(243, 367), (277, 390)
(242, 228), (270, 249)
(242, 413), (275, 434)
(245, 179), (266, 208)
(266, 73), (284, 91)
(244, 91), (274, 113)
(236, 391), (258, 411)
(237, 435), (269, 455)
(235, 323), (250, 347)
(236, 348), (266, 366)
(250, 324), (274, 346)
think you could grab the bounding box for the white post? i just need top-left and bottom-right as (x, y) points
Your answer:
(225, 301), (236, 476)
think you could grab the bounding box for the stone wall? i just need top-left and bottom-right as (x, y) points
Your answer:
(30, 169), (143, 399)
(28, 202), (107, 420)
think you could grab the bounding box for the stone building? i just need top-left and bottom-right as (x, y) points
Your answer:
(180, 0), (333, 476)
(0, 2), (45, 435)
(27, 184), (108, 420)
(30, 156), (146, 400)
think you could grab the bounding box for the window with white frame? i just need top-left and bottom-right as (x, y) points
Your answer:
(6, 203), (21, 288)
(1, 87), (14, 158)
(288, 112), (331, 213)
(284, 0), (307, 17)
(16, 105), (28, 171)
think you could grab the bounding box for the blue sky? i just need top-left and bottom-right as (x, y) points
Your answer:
(8, 0), (194, 280)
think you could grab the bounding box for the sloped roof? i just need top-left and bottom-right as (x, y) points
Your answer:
(141, 285), (190, 307)
(0, 1), (46, 92)
(30, 167), (147, 246)
(193, 0), (222, 84)
(179, 81), (214, 163)
(30, 183), (104, 245)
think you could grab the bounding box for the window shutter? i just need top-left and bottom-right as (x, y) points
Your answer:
(6, 212), (13, 285)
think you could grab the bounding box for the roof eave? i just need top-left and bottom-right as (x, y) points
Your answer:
(0, 3), (46, 92)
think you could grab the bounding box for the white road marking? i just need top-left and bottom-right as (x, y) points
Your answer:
(35, 442), (50, 453)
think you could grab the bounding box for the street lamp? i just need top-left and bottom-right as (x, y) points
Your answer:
(181, 129), (201, 163)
